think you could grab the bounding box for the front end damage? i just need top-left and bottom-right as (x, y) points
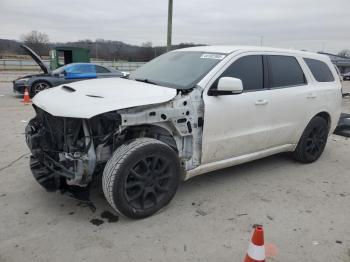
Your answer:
(25, 87), (204, 200)
(26, 106), (120, 199)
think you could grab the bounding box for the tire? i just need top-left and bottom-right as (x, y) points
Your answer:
(30, 81), (51, 98)
(293, 116), (329, 163)
(102, 138), (181, 219)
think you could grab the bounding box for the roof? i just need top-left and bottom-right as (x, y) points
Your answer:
(53, 46), (89, 52)
(176, 45), (327, 58)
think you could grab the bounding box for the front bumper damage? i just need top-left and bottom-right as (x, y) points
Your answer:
(25, 108), (97, 200)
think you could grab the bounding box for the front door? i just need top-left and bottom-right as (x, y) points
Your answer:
(201, 55), (270, 164)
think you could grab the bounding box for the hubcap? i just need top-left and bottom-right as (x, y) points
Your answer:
(34, 82), (49, 94)
(124, 156), (172, 209)
(305, 125), (327, 158)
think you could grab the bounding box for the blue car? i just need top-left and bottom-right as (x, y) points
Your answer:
(13, 45), (123, 98)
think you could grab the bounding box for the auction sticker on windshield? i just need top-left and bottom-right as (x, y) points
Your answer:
(200, 54), (226, 60)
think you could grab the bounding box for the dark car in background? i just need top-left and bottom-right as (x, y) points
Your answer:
(13, 45), (124, 97)
(343, 72), (350, 81)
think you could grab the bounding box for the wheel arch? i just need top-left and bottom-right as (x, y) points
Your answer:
(314, 111), (331, 131)
(123, 124), (179, 153)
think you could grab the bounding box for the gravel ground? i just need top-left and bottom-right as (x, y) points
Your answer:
(0, 72), (349, 262)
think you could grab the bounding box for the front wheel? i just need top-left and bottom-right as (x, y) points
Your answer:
(102, 138), (181, 219)
(30, 81), (51, 98)
(293, 116), (329, 163)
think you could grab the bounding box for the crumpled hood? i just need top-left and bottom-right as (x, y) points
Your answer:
(33, 78), (177, 118)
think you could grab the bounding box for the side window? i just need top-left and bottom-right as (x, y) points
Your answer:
(303, 58), (335, 82)
(215, 55), (264, 91)
(95, 65), (110, 73)
(64, 64), (97, 79)
(66, 64), (95, 74)
(268, 55), (306, 88)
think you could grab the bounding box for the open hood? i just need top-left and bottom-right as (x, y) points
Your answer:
(21, 44), (50, 74)
(33, 78), (177, 118)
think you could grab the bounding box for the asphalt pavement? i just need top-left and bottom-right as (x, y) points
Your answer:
(0, 72), (349, 262)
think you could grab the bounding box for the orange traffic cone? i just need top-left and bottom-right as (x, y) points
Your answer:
(21, 88), (31, 104)
(244, 225), (265, 262)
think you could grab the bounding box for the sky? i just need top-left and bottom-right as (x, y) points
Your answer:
(1, 0), (349, 53)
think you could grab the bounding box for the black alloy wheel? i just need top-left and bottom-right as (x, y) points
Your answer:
(293, 116), (329, 163)
(125, 156), (173, 210)
(102, 138), (181, 219)
(31, 81), (51, 97)
(304, 125), (327, 160)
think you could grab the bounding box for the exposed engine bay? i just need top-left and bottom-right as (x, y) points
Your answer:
(25, 87), (204, 198)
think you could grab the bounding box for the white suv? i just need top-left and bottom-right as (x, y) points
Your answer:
(26, 46), (342, 218)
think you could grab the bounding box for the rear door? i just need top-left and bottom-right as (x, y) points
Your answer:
(263, 55), (310, 148)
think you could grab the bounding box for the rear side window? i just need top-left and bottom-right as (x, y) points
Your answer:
(219, 55), (264, 91)
(268, 55), (306, 88)
(95, 65), (110, 73)
(304, 58), (335, 82)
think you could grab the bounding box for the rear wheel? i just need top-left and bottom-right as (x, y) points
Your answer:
(293, 116), (329, 163)
(102, 138), (181, 219)
(30, 81), (51, 98)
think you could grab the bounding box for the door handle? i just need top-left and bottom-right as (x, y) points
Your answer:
(307, 93), (317, 99)
(255, 99), (269, 105)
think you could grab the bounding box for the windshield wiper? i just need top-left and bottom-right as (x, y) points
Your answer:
(134, 78), (158, 85)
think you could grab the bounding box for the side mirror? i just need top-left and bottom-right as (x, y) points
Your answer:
(208, 77), (243, 96)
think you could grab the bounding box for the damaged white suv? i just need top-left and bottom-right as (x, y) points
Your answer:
(26, 46), (342, 218)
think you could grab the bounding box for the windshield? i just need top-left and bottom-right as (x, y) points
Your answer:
(129, 51), (226, 89)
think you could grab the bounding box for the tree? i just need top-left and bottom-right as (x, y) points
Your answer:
(20, 30), (49, 56)
(141, 42), (152, 48)
(338, 49), (350, 58)
(112, 42), (123, 61)
(138, 42), (154, 61)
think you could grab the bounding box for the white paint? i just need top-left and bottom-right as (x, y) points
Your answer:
(198, 47), (342, 172)
(217, 77), (243, 93)
(247, 242), (265, 261)
(32, 45), (342, 179)
(186, 144), (295, 179)
(32, 78), (177, 118)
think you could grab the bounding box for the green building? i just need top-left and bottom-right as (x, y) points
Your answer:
(50, 46), (90, 70)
